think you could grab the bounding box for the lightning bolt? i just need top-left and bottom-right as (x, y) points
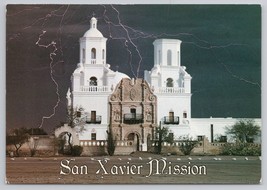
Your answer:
(35, 31), (60, 128)
(8, 5), (70, 128)
(35, 5), (70, 128)
(100, 5), (260, 89)
(7, 5), (261, 131)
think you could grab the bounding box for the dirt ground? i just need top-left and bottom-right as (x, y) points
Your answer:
(6, 152), (261, 184)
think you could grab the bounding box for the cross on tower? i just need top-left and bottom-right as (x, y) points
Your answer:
(92, 12), (96, 17)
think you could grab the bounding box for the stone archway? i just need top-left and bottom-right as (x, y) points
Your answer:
(54, 124), (79, 146)
(125, 131), (141, 152)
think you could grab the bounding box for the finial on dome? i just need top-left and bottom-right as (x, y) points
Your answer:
(83, 16), (103, 37)
(90, 16), (97, 29)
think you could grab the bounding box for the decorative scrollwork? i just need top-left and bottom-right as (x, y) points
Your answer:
(149, 94), (155, 101)
(130, 88), (136, 100)
(111, 94), (116, 101)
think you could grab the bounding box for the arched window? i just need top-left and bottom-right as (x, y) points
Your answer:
(89, 77), (97, 86)
(167, 49), (172, 66)
(82, 48), (85, 63)
(91, 48), (96, 59)
(102, 49), (105, 59)
(166, 78), (173, 87)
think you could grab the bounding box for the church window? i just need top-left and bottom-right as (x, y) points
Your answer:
(130, 108), (136, 117)
(166, 78), (173, 87)
(91, 133), (96, 140)
(167, 50), (172, 65)
(89, 77), (97, 86)
(91, 48), (96, 59)
(82, 48), (85, 62)
(220, 136), (227, 142)
(102, 49), (105, 59)
(183, 111), (187, 118)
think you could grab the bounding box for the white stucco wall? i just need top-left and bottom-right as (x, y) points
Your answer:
(168, 118), (261, 143)
(72, 93), (110, 125)
(156, 94), (191, 123)
(78, 124), (108, 140)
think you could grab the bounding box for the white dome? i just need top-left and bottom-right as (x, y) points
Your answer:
(112, 71), (130, 86)
(83, 17), (103, 38)
(83, 28), (103, 38)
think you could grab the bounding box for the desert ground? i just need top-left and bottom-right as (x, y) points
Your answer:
(6, 152), (261, 184)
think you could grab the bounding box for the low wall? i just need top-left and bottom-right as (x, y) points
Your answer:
(6, 135), (56, 157)
(80, 140), (137, 156)
(7, 136), (260, 157)
(148, 137), (227, 155)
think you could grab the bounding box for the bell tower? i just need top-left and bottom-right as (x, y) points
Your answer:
(153, 39), (181, 67)
(144, 38), (192, 128)
(79, 17), (107, 65)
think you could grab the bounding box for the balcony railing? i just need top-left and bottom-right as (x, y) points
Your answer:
(80, 86), (109, 92)
(163, 116), (179, 125)
(123, 113), (143, 124)
(91, 59), (96, 64)
(157, 87), (185, 94)
(86, 116), (102, 124)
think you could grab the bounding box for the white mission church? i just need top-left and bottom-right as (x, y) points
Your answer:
(64, 17), (261, 155)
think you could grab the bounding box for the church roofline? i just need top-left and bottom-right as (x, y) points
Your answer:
(153, 38), (182, 45)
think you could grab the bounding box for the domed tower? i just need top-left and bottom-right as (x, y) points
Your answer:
(144, 39), (192, 132)
(71, 17), (110, 131)
(70, 17), (130, 144)
(72, 17), (108, 91)
(79, 17), (107, 65)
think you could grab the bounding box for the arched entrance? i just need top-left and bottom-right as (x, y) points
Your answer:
(54, 124), (79, 155)
(126, 132), (140, 152)
(57, 132), (72, 154)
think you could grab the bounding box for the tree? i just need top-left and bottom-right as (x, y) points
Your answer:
(106, 129), (116, 156)
(226, 119), (260, 143)
(6, 128), (30, 157)
(178, 135), (198, 155)
(155, 122), (173, 154)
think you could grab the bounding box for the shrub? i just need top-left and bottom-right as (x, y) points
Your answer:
(72, 145), (83, 156)
(220, 143), (261, 156)
(178, 135), (198, 155)
(179, 141), (198, 155)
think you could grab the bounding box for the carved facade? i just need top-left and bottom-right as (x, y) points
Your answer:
(109, 78), (157, 151)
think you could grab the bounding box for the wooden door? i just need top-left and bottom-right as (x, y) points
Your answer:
(91, 111), (96, 122)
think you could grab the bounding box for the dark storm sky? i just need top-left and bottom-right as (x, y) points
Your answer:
(6, 5), (261, 133)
